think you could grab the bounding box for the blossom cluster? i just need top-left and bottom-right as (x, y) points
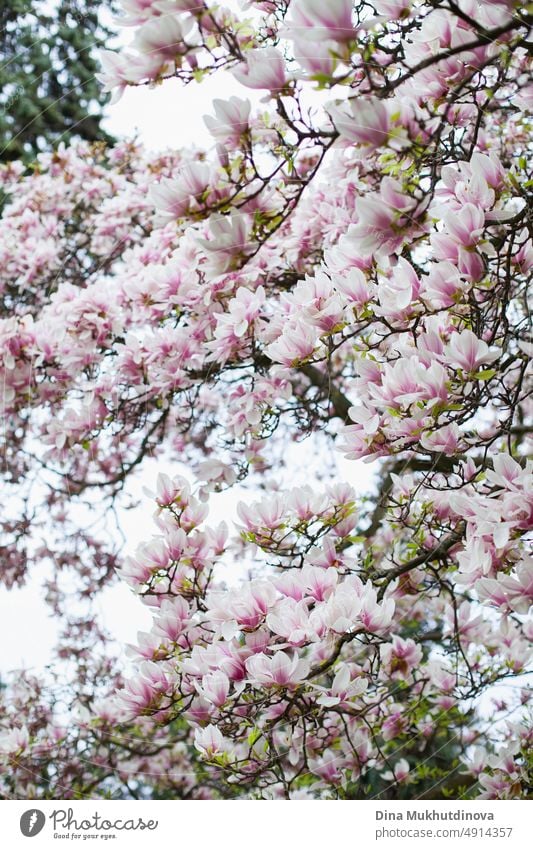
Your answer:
(0, 0), (531, 800)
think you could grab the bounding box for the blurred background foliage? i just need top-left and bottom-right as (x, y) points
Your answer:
(0, 0), (115, 162)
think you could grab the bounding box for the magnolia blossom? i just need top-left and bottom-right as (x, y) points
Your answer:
(96, 49), (157, 102)
(266, 318), (319, 365)
(132, 15), (198, 61)
(477, 558), (533, 615)
(284, 0), (355, 43)
(197, 671), (231, 708)
(194, 724), (229, 758)
(232, 47), (287, 90)
(149, 162), (211, 219)
(420, 422), (462, 455)
(266, 598), (314, 646)
(445, 329), (499, 373)
(204, 97), (251, 147)
(196, 211), (252, 271)
(358, 585), (395, 634)
(314, 665), (368, 707)
(382, 758), (411, 783)
(213, 285), (266, 340)
(245, 651), (310, 688)
(0, 726), (29, 754)
(0, 0), (530, 805)
(348, 178), (420, 256)
(381, 636), (422, 681)
(329, 97), (391, 149)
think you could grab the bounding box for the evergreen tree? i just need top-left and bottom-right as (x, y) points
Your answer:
(0, 0), (114, 161)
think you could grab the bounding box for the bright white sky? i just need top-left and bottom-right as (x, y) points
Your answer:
(103, 70), (255, 153)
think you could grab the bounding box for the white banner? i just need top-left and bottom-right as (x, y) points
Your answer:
(1, 800), (529, 849)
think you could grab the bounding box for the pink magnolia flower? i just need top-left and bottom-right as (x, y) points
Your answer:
(116, 0), (162, 27)
(312, 751), (343, 783)
(383, 758), (410, 783)
(215, 285), (266, 340)
(470, 151), (505, 191)
(324, 577), (364, 633)
(428, 660), (456, 693)
(456, 536), (494, 583)
(118, 0), (201, 25)
(420, 423), (462, 455)
(329, 97), (390, 149)
(456, 246), (485, 280)
(290, 271), (345, 332)
(204, 97), (251, 148)
(181, 646), (213, 679)
(196, 211), (252, 269)
(444, 203), (485, 248)
(475, 576), (510, 610)
(382, 708), (408, 741)
(132, 15), (198, 61)
(219, 650), (248, 683)
(478, 558), (533, 615)
(232, 47), (287, 91)
(289, 36), (337, 76)
(237, 495), (285, 533)
(0, 726), (30, 754)
(422, 261), (468, 308)
(223, 580), (278, 631)
(266, 318), (319, 366)
(267, 598), (313, 646)
(370, 358), (424, 409)
(245, 651), (310, 687)
(349, 178), (419, 256)
(347, 404), (381, 435)
(381, 635), (422, 681)
(485, 454), (530, 491)
(118, 662), (170, 717)
(285, 0), (355, 43)
(96, 50), (156, 102)
(314, 664), (368, 707)
(275, 570), (306, 602)
(149, 162), (211, 220)
(286, 484), (327, 520)
(375, 259), (418, 316)
(150, 472), (190, 507)
(358, 584), (395, 633)
(197, 671), (231, 708)
(478, 768), (514, 800)
(333, 267), (375, 307)
(462, 747), (488, 778)
(373, 0), (411, 17)
(445, 329), (499, 373)
(136, 539), (170, 572)
(339, 408), (384, 461)
(302, 564), (338, 602)
(153, 598), (190, 642)
(194, 724), (229, 758)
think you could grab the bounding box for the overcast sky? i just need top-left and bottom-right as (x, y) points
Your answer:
(103, 70), (257, 152)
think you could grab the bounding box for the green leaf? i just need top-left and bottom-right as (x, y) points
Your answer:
(247, 727), (261, 747)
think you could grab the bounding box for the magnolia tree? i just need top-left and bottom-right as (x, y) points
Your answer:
(0, 0), (532, 800)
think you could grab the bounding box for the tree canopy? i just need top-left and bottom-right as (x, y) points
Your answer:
(0, 0), (531, 801)
(0, 0), (114, 162)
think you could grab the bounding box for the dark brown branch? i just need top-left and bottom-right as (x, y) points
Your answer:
(307, 630), (363, 679)
(299, 363), (352, 422)
(377, 525), (466, 600)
